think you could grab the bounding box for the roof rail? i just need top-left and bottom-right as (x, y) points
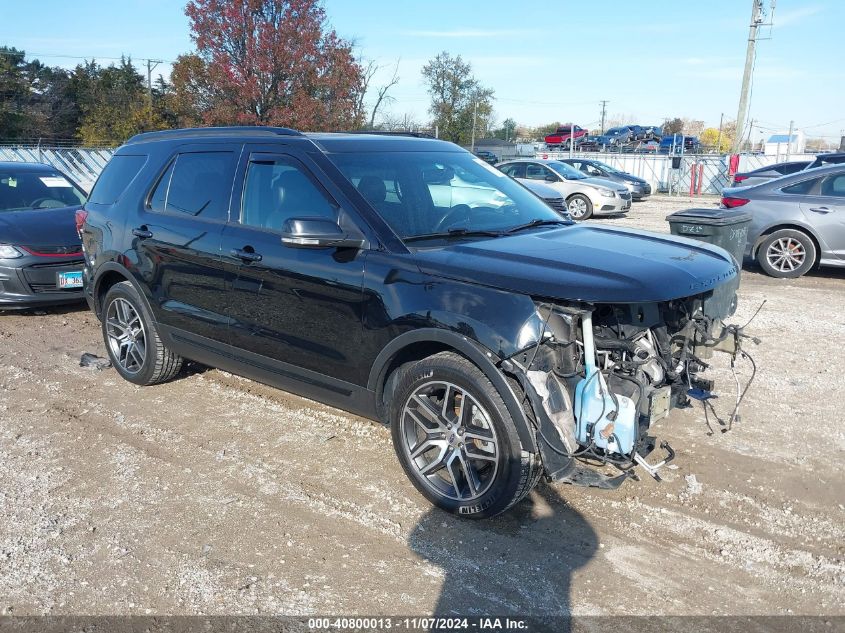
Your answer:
(340, 130), (436, 139)
(125, 126), (303, 144)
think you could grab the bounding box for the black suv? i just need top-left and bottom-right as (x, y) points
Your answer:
(80, 127), (744, 518)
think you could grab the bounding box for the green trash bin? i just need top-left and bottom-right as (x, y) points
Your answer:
(666, 208), (752, 318)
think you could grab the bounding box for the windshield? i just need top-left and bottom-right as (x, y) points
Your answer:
(327, 151), (567, 241)
(0, 170), (86, 212)
(547, 161), (588, 180)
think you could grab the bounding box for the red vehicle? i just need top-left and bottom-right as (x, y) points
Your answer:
(544, 124), (588, 147)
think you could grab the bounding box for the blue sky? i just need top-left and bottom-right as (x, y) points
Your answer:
(4, 0), (843, 144)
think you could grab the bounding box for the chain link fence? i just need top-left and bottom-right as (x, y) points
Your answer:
(0, 145), (115, 192)
(0, 143), (821, 197)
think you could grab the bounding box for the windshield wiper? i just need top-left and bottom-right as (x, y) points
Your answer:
(403, 227), (504, 243)
(503, 218), (570, 234)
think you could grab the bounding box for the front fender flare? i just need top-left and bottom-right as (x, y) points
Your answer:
(367, 328), (538, 453)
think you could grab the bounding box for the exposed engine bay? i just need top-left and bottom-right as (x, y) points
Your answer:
(502, 294), (759, 487)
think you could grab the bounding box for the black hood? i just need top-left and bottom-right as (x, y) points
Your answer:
(413, 224), (737, 304)
(0, 205), (81, 248)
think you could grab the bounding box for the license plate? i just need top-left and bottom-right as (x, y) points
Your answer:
(58, 270), (83, 289)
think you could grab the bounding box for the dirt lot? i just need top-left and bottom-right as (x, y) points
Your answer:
(1, 195), (843, 617)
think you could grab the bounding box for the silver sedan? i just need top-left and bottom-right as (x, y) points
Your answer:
(721, 164), (845, 278)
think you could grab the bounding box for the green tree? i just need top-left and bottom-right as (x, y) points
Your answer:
(421, 52), (494, 144)
(662, 117), (685, 135)
(493, 117), (517, 141)
(529, 122), (562, 141)
(75, 57), (166, 145)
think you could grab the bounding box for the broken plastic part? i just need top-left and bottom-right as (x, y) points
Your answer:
(79, 353), (111, 370)
(632, 441), (675, 481)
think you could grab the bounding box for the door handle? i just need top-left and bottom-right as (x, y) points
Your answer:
(808, 207), (833, 214)
(231, 248), (263, 263)
(132, 227), (153, 239)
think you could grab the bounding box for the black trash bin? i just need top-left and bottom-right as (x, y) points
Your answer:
(666, 208), (752, 317)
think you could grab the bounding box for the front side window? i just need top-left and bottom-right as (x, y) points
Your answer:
(0, 170), (86, 212)
(499, 163), (524, 178)
(241, 156), (337, 232)
(327, 151), (565, 240)
(525, 163), (554, 181)
(820, 174), (845, 197)
(148, 151), (235, 221)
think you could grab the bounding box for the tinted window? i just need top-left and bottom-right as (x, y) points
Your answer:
(499, 163), (524, 178)
(781, 177), (819, 195)
(775, 162), (810, 175)
(241, 156), (337, 231)
(820, 174), (845, 197)
(148, 152), (235, 220)
(88, 154), (147, 205)
(525, 163), (553, 180)
(0, 170), (86, 212)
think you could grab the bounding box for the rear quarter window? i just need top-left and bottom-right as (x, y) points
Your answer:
(88, 154), (148, 205)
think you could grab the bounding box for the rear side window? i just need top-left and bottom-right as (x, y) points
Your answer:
(781, 177), (819, 195)
(88, 155), (147, 205)
(148, 152), (235, 221)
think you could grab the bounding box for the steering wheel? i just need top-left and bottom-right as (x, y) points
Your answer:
(30, 197), (66, 209)
(433, 204), (472, 232)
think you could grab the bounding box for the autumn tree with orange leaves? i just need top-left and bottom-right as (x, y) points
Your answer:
(180, 0), (365, 130)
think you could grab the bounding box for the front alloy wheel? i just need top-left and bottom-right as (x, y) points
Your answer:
(399, 381), (499, 502)
(390, 352), (542, 518)
(567, 194), (593, 220)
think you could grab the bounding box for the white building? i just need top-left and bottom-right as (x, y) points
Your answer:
(764, 131), (806, 157)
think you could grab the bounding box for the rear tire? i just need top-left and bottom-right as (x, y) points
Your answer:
(101, 281), (183, 385)
(757, 229), (816, 278)
(390, 352), (540, 519)
(567, 194), (593, 220)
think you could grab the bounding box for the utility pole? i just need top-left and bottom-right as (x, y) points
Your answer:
(785, 119), (794, 161)
(145, 59), (162, 105)
(599, 100), (608, 134)
(733, 0), (764, 153)
(470, 94), (478, 152)
(716, 112), (724, 153)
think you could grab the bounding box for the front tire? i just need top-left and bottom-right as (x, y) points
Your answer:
(757, 229), (816, 278)
(390, 352), (540, 519)
(101, 281), (183, 385)
(567, 194), (593, 220)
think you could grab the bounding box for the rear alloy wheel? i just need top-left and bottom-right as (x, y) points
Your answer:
(567, 194), (593, 220)
(757, 229), (816, 278)
(390, 352), (541, 518)
(102, 281), (183, 385)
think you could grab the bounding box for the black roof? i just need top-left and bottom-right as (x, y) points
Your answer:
(121, 126), (461, 154)
(125, 126), (302, 145)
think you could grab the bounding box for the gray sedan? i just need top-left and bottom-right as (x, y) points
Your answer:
(722, 164), (845, 278)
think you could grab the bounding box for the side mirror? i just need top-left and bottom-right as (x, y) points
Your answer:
(281, 217), (365, 249)
(545, 174), (558, 182)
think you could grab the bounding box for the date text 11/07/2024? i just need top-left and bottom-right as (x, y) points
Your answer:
(307, 617), (529, 630)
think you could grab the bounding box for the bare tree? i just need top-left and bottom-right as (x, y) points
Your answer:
(368, 59), (400, 129)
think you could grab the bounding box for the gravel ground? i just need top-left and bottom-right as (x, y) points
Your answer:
(0, 194), (843, 617)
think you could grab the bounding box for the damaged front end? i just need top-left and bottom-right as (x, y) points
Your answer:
(502, 293), (758, 488)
